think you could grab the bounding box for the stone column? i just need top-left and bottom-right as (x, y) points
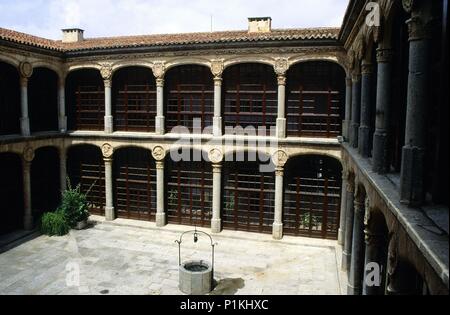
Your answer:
(156, 78), (165, 135)
(211, 163), (222, 233)
(276, 75), (287, 138)
(338, 170), (349, 245)
(19, 62), (32, 137)
(104, 79), (113, 133)
(358, 62), (373, 157)
(22, 147), (34, 230)
(350, 73), (361, 148)
(273, 166), (284, 240)
(363, 229), (387, 295)
(155, 160), (167, 227)
(59, 147), (67, 194)
(20, 76), (30, 137)
(100, 65), (113, 134)
(343, 77), (353, 141)
(400, 3), (432, 206)
(347, 197), (366, 295)
(58, 76), (67, 132)
(372, 48), (394, 173)
(213, 77), (223, 137)
(342, 180), (354, 271)
(104, 157), (115, 221)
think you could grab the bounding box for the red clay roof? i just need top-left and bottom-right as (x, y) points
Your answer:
(0, 27), (340, 53)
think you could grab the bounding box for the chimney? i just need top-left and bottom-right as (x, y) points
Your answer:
(62, 28), (84, 43)
(248, 17), (272, 33)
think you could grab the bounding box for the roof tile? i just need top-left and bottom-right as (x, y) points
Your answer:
(0, 27), (340, 53)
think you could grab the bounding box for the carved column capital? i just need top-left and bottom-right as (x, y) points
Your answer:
(156, 160), (165, 170)
(211, 59), (224, 80)
(361, 62), (373, 75)
(346, 77), (352, 86)
(152, 61), (166, 80)
(103, 79), (112, 88)
(214, 77), (223, 86)
(100, 64), (113, 81)
(277, 75), (286, 86)
(212, 163), (222, 173)
(156, 78), (165, 87)
(406, 15), (432, 41)
(376, 48), (394, 63)
(275, 167), (284, 177)
(20, 76), (29, 87)
(274, 57), (289, 77)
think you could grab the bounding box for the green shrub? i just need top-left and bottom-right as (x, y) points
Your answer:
(60, 178), (91, 227)
(41, 211), (70, 236)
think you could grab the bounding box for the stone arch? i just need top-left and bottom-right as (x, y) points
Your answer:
(285, 59), (347, 138)
(31, 62), (63, 79)
(66, 63), (102, 74)
(222, 149), (275, 233)
(112, 146), (156, 221)
(28, 67), (59, 133)
(111, 65), (157, 132)
(166, 144), (211, 164)
(67, 143), (105, 215)
(31, 146), (60, 217)
(289, 56), (349, 77)
(0, 60), (21, 135)
(165, 147), (213, 227)
(65, 68), (105, 131)
(283, 153), (343, 239)
(164, 64), (214, 134)
(0, 54), (20, 68)
(0, 152), (24, 235)
(287, 149), (342, 165)
(111, 61), (153, 76)
(223, 56), (276, 70)
(165, 57), (211, 72)
(222, 147), (272, 165)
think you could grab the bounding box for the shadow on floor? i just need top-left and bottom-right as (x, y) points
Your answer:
(0, 229), (41, 254)
(209, 278), (245, 295)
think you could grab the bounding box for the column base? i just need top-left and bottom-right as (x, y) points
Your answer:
(350, 123), (359, 148)
(338, 228), (345, 246)
(347, 283), (361, 296)
(372, 131), (388, 174)
(105, 207), (115, 221)
(400, 146), (425, 206)
(276, 118), (286, 138)
(358, 125), (371, 157)
(213, 117), (222, 137)
(24, 214), (33, 231)
(341, 250), (351, 271)
(104, 115), (113, 134)
(20, 117), (30, 137)
(342, 120), (349, 141)
(272, 222), (283, 240)
(58, 116), (67, 133)
(155, 116), (165, 135)
(156, 213), (167, 227)
(211, 218), (222, 234)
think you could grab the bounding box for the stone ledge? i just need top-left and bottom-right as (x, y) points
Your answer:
(343, 143), (449, 289)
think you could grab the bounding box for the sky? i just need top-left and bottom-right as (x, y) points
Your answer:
(0, 0), (349, 40)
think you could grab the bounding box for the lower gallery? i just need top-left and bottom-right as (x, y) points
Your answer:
(0, 0), (448, 295)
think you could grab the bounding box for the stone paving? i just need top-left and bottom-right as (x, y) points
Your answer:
(0, 217), (346, 295)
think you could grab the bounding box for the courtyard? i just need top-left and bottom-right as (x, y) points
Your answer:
(0, 217), (346, 295)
